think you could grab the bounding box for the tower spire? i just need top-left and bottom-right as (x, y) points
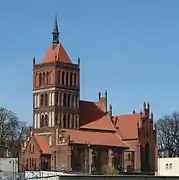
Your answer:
(52, 14), (59, 48)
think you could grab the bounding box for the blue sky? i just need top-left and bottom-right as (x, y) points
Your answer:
(0, 0), (179, 124)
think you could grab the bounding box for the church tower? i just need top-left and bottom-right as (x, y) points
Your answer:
(33, 16), (80, 132)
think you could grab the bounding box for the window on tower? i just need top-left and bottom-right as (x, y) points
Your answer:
(58, 71), (60, 85)
(46, 72), (50, 84)
(44, 115), (48, 126)
(40, 94), (44, 107)
(66, 72), (69, 85)
(62, 71), (65, 85)
(70, 72), (73, 86)
(45, 93), (48, 106)
(39, 73), (42, 86)
(67, 94), (71, 107)
(42, 72), (45, 85)
(63, 94), (67, 106)
(74, 73), (77, 87)
(40, 115), (44, 127)
(63, 114), (67, 128)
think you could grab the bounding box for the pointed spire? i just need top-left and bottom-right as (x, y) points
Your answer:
(52, 14), (59, 48)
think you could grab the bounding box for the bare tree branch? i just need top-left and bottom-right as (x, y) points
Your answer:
(157, 112), (179, 157)
(0, 107), (29, 157)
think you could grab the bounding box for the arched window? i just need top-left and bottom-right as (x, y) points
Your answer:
(44, 115), (48, 126)
(128, 153), (131, 161)
(40, 94), (44, 107)
(43, 72), (45, 85)
(68, 114), (71, 128)
(46, 72), (50, 84)
(30, 158), (32, 168)
(39, 73), (42, 86)
(45, 93), (48, 106)
(70, 72), (73, 86)
(35, 73), (38, 87)
(58, 71), (61, 85)
(62, 72), (65, 85)
(63, 114), (67, 128)
(66, 72), (69, 85)
(40, 115), (44, 127)
(74, 73), (77, 87)
(63, 94), (66, 107)
(50, 71), (53, 84)
(67, 94), (71, 107)
(32, 158), (34, 168)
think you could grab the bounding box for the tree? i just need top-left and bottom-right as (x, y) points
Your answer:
(0, 107), (29, 157)
(157, 112), (179, 157)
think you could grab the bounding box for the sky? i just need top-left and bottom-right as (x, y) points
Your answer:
(0, 0), (179, 124)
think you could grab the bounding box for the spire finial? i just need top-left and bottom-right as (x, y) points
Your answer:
(52, 14), (59, 47)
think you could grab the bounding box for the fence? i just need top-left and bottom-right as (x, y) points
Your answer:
(25, 175), (179, 180)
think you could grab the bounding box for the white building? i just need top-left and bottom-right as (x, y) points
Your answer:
(157, 157), (179, 176)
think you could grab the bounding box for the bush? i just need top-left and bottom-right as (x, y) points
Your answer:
(105, 167), (118, 175)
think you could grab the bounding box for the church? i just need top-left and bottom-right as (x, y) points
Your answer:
(19, 17), (157, 174)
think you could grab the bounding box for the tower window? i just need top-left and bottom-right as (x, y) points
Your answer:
(62, 72), (65, 85)
(46, 72), (50, 84)
(66, 72), (69, 85)
(67, 94), (71, 107)
(39, 73), (42, 86)
(68, 114), (70, 128)
(63, 94), (67, 106)
(43, 72), (45, 85)
(40, 94), (44, 107)
(70, 72), (73, 86)
(74, 73), (77, 87)
(40, 115), (44, 127)
(45, 93), (48, 106)
(63, 114), (67, 128)
(58, 71), (61, 85)
(44, 115), (48, 126)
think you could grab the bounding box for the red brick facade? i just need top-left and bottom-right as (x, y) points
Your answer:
(19, 17), (157, 174)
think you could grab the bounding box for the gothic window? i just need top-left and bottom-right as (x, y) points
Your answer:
(128, 153), (131, 161)
(35, 73), (38, 87)
(50, 71), (53, 84)
(39, 73), (42, 86)
(40, 94), (44, 107)
(32, 158), (34, 168)
(67, 94), (71, 107)
(40, 115), (44, 127)
(68, 114), (71, 128)
(46, 72), (50, 84)
(45, 93), (48, 106)
(63, 94), (67, 106)
(70, 72), (73, 86)
(30, 158), (32, 168)
(66, 72), (69, 85)
(72, 95), (75, 108)
(26, 159), (28, 170)
(63, 114), (67, 128)
(43, 72), (45, 85)
(62, 71), (65, 85)
(44, 115), (48, 126)
(58, 71), (60, 85)
(74, 73), (77, 87)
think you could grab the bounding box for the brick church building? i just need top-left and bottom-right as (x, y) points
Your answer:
(19, 17), (157, 174)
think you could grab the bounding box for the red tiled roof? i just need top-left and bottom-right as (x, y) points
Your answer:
(41, 43), (71, 64)
(80, 100), (115, 131)
(34, 135), (51, 154)
(66, 129), (128, 148)
(114, 113), (141, 140)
